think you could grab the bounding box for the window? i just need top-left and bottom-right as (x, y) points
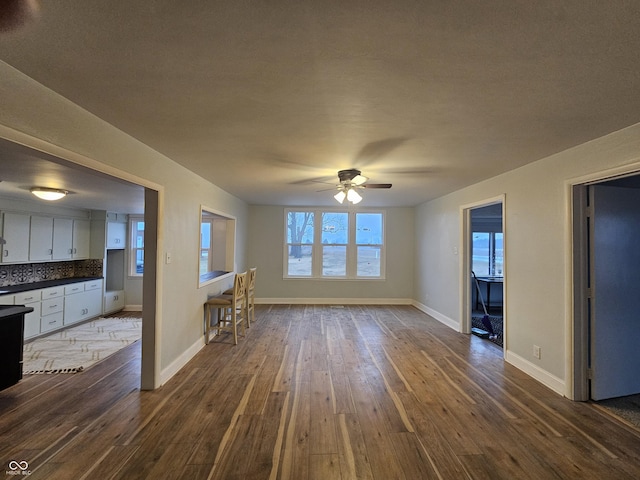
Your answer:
(285, 209), (384, 279)
(199, 207), (235, 286)
(129, 216), (144, 276)
(472, 231), (503, 277)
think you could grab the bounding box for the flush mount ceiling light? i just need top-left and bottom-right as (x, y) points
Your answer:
(30, 187), (68, 201)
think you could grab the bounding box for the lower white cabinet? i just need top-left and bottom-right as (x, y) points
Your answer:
(2, 278), (105, 340)
(64, 280), (103, 326)
(104, 290), (125, 314)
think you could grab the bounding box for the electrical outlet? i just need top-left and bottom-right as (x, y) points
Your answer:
(533, 345), (541, 359)
(165, 252), (172, 264)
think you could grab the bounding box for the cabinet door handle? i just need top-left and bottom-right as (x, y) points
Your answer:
(49, 304), (58, 309)
(68, 248), (73, 254)
(3, 250), (8, 257)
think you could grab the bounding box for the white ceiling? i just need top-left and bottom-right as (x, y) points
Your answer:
(1, 1), (640, 211)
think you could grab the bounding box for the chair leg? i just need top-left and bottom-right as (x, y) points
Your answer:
(231, 304), (238, 345)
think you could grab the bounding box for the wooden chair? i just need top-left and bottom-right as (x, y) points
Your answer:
(223, 267), (256, 327)
(204, 271), (247, 345)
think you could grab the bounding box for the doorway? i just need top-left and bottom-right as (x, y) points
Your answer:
(573, 175), (640, 401)
(461, 196), (505, 351)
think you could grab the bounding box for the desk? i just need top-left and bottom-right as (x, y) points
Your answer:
(475, 277), (504, 311)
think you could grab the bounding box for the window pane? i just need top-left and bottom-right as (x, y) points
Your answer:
(494, 233), (504, 276)
(357, 246), (381, 276)
(472, 232), (490, 276)
(135, 249), (144, 274)
(201, 222), (211, 248)
(356, 213), (382, 244)
(322, 245), (346, 276)
(322, 212), (348, 244)
(287, 212), (314, 244)
(135, 221), (144, 248)
(288, 245), (312, 276)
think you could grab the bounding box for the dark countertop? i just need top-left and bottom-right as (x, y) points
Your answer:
(0, 305), (35, 317)
(0, 277), (103, 295)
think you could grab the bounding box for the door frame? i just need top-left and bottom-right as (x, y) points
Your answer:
(568, 162), (640, 400)
(0, 126), (163, 390)
(460, 194), (506, 352)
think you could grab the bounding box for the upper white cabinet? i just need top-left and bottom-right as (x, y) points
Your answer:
(1, 212), (30, 263)
(72, 219), (91, 258)
(0, 212), (91, 264)
(29, 215), (54, 261)
(52, 217), (73, 260)
(106, 220), (127, 249)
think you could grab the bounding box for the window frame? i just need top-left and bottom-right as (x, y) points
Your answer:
(128, 215), (145, 277)
(198, 206), (236, 288)
(472, 230), (503, 277)
(284, 208), (385, 280)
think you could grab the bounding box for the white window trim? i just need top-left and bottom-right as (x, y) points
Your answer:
(128, 215), (144, 277)
(284, 208), (386, 280)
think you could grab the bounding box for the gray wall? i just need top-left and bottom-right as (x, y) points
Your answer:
(0, 61), (249, 381)
(414, 122), (640, 396)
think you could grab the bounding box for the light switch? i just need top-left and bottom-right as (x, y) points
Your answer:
(165, 252), (172, 264)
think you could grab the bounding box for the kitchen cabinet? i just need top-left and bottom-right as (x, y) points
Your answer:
(52, 217), (73, 260)
(1, 293), (41, 339)
(104, 290), (125, 314)
(106, 221), (127, 249)
(29, 215), (54, 261)
(64, 279), (103, 326)
(1, 212), (30, 263)
(72, 219), (91, 258)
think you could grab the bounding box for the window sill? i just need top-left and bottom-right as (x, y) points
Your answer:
(199, 270), (233, 288)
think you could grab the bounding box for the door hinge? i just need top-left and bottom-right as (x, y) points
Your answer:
(585, 205), (594, 218)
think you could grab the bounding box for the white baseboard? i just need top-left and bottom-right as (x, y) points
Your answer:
(160, 336), (205, 386)
(256, 297), (413, 305)
(505, 350), (565, 396)
(412, 301), (461, 332)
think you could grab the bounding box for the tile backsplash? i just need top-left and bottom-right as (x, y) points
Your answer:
(0, 260), (103, 287)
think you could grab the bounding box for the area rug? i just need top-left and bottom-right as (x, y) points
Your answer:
(23, 317), (141, 374)
(596, 394), (640, 430)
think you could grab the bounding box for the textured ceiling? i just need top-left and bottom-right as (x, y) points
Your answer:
(1, 1), (640, 208)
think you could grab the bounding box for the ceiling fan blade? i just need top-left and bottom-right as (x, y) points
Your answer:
(362, 183), (392, 189)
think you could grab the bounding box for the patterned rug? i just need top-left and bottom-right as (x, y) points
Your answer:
(23, 317), (141, 374)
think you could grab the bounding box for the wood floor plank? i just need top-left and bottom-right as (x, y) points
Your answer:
(2, 306), (640, 479)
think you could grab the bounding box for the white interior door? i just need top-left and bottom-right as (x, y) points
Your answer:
(590, 185), (640, 400)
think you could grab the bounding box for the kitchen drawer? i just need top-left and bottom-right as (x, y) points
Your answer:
(40, 311), (64, 333)
(15, 291), (39, 304)
(41, 286), (64, 300)
(84, 280), (103, 291)
(41, 297), (64, 316)
(65, 283), (85, 295)
(0, 294), (15, 305)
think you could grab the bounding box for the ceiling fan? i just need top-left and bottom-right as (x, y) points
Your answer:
(332, 169), (392, 204)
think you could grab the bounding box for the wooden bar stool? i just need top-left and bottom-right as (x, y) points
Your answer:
(223, 267), (256, 327)
(204, 271), (247, 345)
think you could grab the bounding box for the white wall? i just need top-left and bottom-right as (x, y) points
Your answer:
(247, 206), (415, 302)
(414, 122), (640, 396)
(0, 61), (249, 383)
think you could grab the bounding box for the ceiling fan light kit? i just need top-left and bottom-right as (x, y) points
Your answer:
(332, 168), (391, 204)
(30, 186), (68, 201)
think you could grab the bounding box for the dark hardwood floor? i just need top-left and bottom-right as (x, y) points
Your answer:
(2, 305), (640, 479)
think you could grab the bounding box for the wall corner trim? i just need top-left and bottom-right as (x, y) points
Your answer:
(505, 350), (565, 396)
(412, 301), (461, 332)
